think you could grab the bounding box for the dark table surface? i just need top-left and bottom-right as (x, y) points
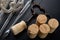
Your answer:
(0, 0), (60, 40)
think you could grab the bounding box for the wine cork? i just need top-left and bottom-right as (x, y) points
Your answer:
(36, 14), (47, 26)
(38, 24), (50, 38)
(28, 24), (39, 39)
(48, 18), (59, 33)
(11, 21), (27, 35)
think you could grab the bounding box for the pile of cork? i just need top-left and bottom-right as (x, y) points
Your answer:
(28, 14), (59, 39)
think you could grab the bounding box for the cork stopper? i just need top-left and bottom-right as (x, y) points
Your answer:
(11, 21), (27, 35)
(40, 24), (50, 34)
(36, 14), (47, 26)
(39, 24), (50, 38)
(48, 18), (59, 28)
(28, 24), (39, 39)
(48, 18), (59, 33)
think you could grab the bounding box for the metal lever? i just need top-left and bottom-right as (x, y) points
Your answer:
(1, 0), (32, 39)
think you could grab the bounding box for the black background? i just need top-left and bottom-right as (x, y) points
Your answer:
(0, 0), (60, 40)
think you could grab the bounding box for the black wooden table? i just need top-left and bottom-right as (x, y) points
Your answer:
(0, 0), (60, 40)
